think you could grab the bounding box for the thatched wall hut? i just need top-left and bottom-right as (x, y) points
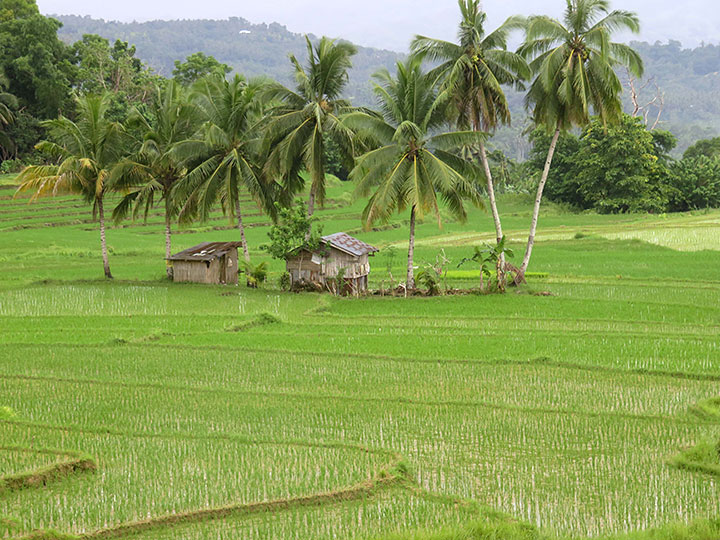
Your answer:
(167, 242), (242, 285)
(286, 233), (378, 294)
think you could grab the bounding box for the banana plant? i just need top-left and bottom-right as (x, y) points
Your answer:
(459, 236), (514, 292)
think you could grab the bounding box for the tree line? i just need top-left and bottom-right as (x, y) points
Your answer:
(528, 117), (720, 214)
(8, 0), (701, 290)
(54, 15), (403, 111)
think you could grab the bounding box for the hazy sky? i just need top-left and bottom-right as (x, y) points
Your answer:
(37, 0), (718, 52)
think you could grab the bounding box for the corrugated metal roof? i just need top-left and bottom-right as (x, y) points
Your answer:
(167, 242), (243, 262)
(322, 232), (379, 257)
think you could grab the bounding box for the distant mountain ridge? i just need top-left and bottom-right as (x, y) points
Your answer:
(54, 15), (403, 106)
(54, 15), (720, 155)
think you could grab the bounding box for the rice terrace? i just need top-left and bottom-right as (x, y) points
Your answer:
(2, 176), (720, 539)
(2, 0), (720, 539)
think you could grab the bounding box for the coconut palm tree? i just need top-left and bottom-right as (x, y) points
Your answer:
(15, 93), (128, 279)
(112, 81), (205, 277)
(344, 60), (483, 289)
(263, 36), (357, 218)
(411, 0), (529, 262)
(518, 0), (643, 276)
(172, 74), (271, 263)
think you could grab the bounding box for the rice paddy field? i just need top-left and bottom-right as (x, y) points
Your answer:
(1, 175), (720, 540)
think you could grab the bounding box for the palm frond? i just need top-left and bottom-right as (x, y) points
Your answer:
(430, 130), (487, 151)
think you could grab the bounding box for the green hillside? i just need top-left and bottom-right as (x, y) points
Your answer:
(54, 15), (403, 107)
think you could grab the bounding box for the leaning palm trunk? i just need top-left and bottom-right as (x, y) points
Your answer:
(164, 195), (173, 279)
(235, 193), (250, 263)
(478, 139), (505, 283)
(406, 206), (416, 290)
(478, 141), (503, 243)
(97, 197), (113, 279)
(520, 128), (561, 276)
(307, 186), (316, 218)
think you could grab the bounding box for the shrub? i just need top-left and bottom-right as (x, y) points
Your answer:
(667, 156), (720, 211)
(278, 272), (291, 291)
(262, 200), (322, 261)
(416, 268), (440, 296)
(333, 267), (347, 296)
(0, 159), (25, 174)
(244, 261), (268, 288)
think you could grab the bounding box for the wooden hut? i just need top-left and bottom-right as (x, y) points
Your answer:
(286, 232), (379, 294)
(167, 242), (242, 285)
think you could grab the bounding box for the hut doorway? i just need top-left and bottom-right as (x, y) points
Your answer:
(218, 255), (228, 285)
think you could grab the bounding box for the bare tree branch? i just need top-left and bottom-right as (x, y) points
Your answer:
(626, 69), (665, 131)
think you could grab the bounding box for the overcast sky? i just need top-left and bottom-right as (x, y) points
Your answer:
(37, 0), (718, 52)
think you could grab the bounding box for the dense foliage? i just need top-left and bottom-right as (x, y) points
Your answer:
(566, 117), (669, 214)
(668, 155), (720, 211)
(71, 34), (162, 121)
(0, 68), (17, 158)
(0, 2), (74, 120)
(172, 52), (231, 86)
(684, 136), (720, 160)
(532, 115), (720, 214)
(263, 200), (322, 261)
(533, 116), (666, 213)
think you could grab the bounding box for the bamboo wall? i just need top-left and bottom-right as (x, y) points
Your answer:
(171, 248), (238, 285)
(285, 248), (371, 292)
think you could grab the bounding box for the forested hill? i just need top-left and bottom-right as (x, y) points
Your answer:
(498, 40), (720, 156)
(627, 41), (720, 150)
(54, 15), (402, 106)
(54, 16), (720, 154)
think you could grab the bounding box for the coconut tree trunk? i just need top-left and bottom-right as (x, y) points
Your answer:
(406, 205), (416, 290)
(164, 195), (173, 280)
(97, 197), (112, 279)
(305, 185), (317, 241)
(520, 128), (561, 276)
(236, 192), (250, 263)
(307, 186), (316, 218)
(478, 139), (505, 284)
(478, 141), (504, 244)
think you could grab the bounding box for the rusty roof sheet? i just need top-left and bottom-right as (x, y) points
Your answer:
(322, 232), (379, 257)
(167, 242), (243, 262)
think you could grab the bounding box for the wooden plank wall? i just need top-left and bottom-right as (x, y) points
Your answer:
(171, 249), (238, 285)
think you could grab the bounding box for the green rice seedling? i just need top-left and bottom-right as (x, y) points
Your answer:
(1, 179), (720, 540)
